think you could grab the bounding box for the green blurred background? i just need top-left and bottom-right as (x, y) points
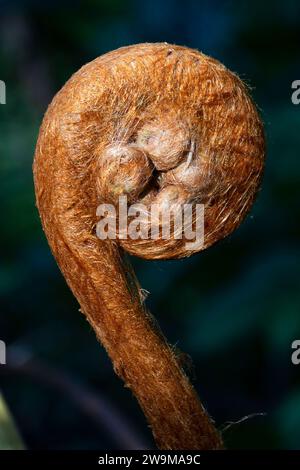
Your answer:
(0, 0), (300, 450)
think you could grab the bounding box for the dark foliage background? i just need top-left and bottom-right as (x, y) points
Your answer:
(0, 0), (300, 449)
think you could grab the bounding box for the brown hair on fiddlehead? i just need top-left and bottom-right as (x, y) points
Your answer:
(33, 43), (265, 450)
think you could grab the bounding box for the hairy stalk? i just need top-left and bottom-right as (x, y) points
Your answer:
(33, 43), (264, 449)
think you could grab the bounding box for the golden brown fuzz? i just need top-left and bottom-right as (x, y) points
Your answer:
(33, 43), (265, 450)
